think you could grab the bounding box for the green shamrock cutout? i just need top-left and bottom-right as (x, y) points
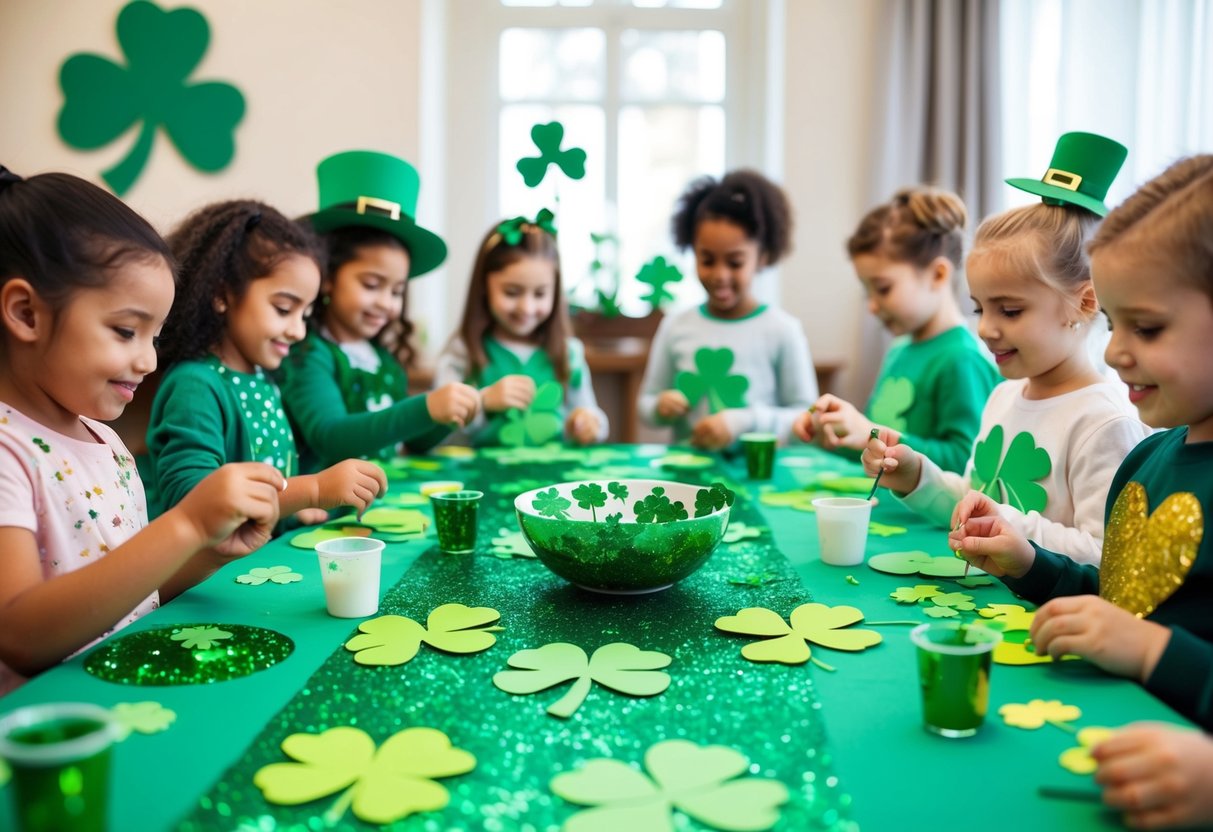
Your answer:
(675, 348), (749, 413)
(488, 528), (537, 559)
(868, 521), (907, 537)
(867, 376), (915, 432)
(722, 522), (764, 544)
(493, 642), (671, 718)
(236, 565), (302, 586)
(532, 487), (573, 519)
(110, 701), (176, 741)
(170, 625), (232, 650)
(889, 584), (942, 604)
(344, 605), (502, 666)
(571, 483), (608, 521)
(867, 551), (983, 579)
(999, 699), (1082, 731)
(254, 726), (475, 825)
(57, 0), (245, 196)
(288, 523), (373, 549)
(694, 482), (736, 518)
(931, 592), (976, 611)
(501, 381), (564, 447)
(715, 603), (882, 671)
(923, 606), (959, 618)
(971, 425), (1052, 514)
(634, 487), (688, 524)
(635, 256), (684, 312)
(516, 121), (587, 187)
(497, 208), (557, 244)
(550, 739), (789, 832)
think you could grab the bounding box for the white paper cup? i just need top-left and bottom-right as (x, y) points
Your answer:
(811, 497), (872, 566)
(315, 538), (385, 618)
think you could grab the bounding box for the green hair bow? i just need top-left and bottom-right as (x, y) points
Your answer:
(496, 208), (557, 245)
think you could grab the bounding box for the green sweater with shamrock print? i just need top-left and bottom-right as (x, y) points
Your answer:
(145, 356), (297, 518)
(1004, 427), (1213, 730)
(279, 330), (448, 472)
(861, 326), (999, 474)
(431, 335), (608, 446)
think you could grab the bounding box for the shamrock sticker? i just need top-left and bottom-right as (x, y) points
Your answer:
(493, 642), (671, 718)
(694, 482), (736, 518)
(1058, 727), (1117, 775)
(516, 121), (587, 187)
(635, 255), (683, 312)
(254, 726), (475, 825)
(110, 701), (177, 740)
(344, 605), (502, 666)
(634, 487), (689, 524)
(57, 0), (245, 195)
(551, 739), (789, 832)
(675, 348), (748, 413)
(999, 699), (1082, 731)
(971, 425), (1053, 515)
(501, 381), (564, 447)
(867, 376), (915, 433)
(532, 487), (573, 519)
(571, 483), (608, 522)
(236, 566), (302, 586)
(170, 626), (232, 650)
(715, 603), (882, 671)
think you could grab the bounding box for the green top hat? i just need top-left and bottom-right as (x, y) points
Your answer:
(305, 150), (447, 277)
(1006, 131), (1127, 217)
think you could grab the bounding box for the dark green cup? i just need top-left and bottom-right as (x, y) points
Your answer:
(0, 702), (119, 832)
(911, 622), (1001, 738)
(740, 432), (777, 480)
(431, 489), (484, 554)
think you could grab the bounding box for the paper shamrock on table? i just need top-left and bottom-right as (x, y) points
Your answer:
(635, 255), (683, 311)
(516, 121), (586, 187)
(170, 626), (232, 650)
(236, 565), (302, 586)
(110, 701), (176, 740)
(254, 726), (475, 825)
(715, 604), (882, 671)
(975, 604), (1078, 666)
(758, 489), (829, 512)
(501, 381), (564, 447)
(868, 522), (907, 537)
(344, 605), (502, 666)
(868, 551), (984, 579)
(867, 376), (914, 433)
(550, 739), (789, 832)
(288, 524), (373, 550)
(58, 0), (245, 196)
(889, 584), (943, 604)
(493, 642), (671, 718)
(675, 348), (748, 413)
(999, 699), (1082, 731)
(1058, 727), (1116, 775)
(656, 451), (716, 470)
(488, 528), (537, 559)
(971, 425), (1052, 515)
(722, 521), (764, 544)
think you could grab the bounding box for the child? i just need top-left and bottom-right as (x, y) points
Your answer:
(281, 151), (480, 469)
(146, 200), (387, 526)
(432, 214), (608, 446)
(794, 187), (999, 474)
(864, 133), (1148, 564)
(1093, 725), (1213, 829)
(0, 167), (282, 694)
(637, 170), (817, 449)
(947, 154), (1213, 732)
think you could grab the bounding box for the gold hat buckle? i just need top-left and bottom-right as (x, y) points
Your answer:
(1042, 168), (1082, 191)
(355, 196), (401, 221)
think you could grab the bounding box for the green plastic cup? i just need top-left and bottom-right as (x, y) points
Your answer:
(740, 432), (777, 480)
(911, 622), (1002, 738)
(0, 702), (119, 832)
(431, 489), (484, 554)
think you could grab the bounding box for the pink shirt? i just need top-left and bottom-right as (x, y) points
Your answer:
(0, 403), (158, 695)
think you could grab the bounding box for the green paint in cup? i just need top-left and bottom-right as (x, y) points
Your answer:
(910, 622), (1002, 738)
(431, 489), (484, 554)
(740, 432), (777, 480)
(0, 702), (119, 832)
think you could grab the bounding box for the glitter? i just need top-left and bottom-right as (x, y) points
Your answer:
(84, 624), (293, 686)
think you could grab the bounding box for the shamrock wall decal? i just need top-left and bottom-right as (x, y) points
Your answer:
(715, 603), (882, 670)
(675, 347), (749, 413)
(971, 425), (1052, 515)
(344, 604), (503, 666)
(501, 381), (564, 447)
(635, 255), (684, 312)
(493, 642), (671, 718)
(57, 0), (246, 196)
(516, 121), (586, 187)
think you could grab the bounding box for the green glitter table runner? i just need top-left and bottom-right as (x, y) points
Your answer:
(178, 452), (853, 830)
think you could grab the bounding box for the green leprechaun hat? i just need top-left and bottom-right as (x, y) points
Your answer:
(306, 150), (447, 277)
(1006, 131), (1127, 217)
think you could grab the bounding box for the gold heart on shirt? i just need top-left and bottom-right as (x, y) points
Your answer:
(1099, 482), (1201, 618)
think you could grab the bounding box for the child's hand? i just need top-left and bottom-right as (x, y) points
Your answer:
(792, 409), (815, 443)
(427, 382), (481, 428)
(565, 407), (601, 445)
(948, 491), (1035, 578)
(311, 459), (389, 518)
(690, 413), (735, 450)
(860, 428), (922, 494)
(294, 508), (330, 526)
(481, 375), (536, 413)
(1093, 723), (1213, 829)
(655, 390), (691, 421)
(177, 462), (283, 557)
(1031, 596), (1171, 681)
(812, 394), (874, 450)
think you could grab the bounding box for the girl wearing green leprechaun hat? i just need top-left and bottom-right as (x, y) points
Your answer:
(279, 151), (480, 472)
(862, 132), (1150, 566)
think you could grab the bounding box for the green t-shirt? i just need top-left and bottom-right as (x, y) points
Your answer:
(469, 337), (584, 447)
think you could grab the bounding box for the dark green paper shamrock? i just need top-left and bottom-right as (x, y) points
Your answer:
(971, 425), (1052, 514)
(634, 487), (689, 524)
(635, 256), (684, 312)
(516, 121), (586, 188)
(58, 0), (246, 196)
(675, 348), (749, 413)
(571, 483), (607, 522)
(694, 482), (736, 518)
(533, 488), (572, 519)
(497, 208), (557, 245)
(500, 381), (564, 447)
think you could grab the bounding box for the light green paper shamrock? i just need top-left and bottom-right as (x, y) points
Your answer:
(493, 642), (671, 718)
(715, 603), (882, 671)
(501, 381), (564, 447)
(254, 726), (475, 825)
(516, 121), (587, 187)
(344, 605), (503, 666)
(236, 565), (302, 586)
(889, 584), (942, 604)
(675, 348), (748, 413)
(868, 521), (907, 537)
(635, 256), (683, 312)
(171, 626), (232, 650)
(288, 524), (373, 550)
(111, 701), (177, 740)
(722, 522), (764, 544)
(867, 376), (915, 433)
(923, 606), (959, 618)
(999, 699), (1082, 731)
(1058, 727), (1117, 775)
(867, 551), (982, 579)
(931, 592), (976, 611)
(634, 487), (688, 524)
(971, 425), (1053, 515)
(550, 739), (789, 832)
(57, 0), (245, 196)
(488, 528), (537, 559)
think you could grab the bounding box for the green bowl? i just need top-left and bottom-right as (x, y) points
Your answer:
(514, 479), (732, 594)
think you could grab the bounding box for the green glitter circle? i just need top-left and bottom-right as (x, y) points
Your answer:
(84, 624), (294, 686)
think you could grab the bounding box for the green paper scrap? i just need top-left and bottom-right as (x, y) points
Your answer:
(715, 604), (882, 668)
(977, 604), (1036, 631)
(656, 452), (716, 470)
(236, 566), (302, 586)
(889, 585), (942, 604)
(111, 701), (177, 740)
(355, 507), (429, 535)
(288, 524), (373, 550)
(171, 626), (232, 650)
(1058, 727), (1116, 776)
(795, 473), (875, 495)
(868, 522), (907, 537)
(57, 0), (245, 195)
(999, 699), (1082, 730)
(722, 521), (764, 544)
(487, 528), (537, 559)
(757, 489), (822, 512)
(845, 575), (860, 586)
(550, 739), (790, 832)
(972, 425), (1052, 515)
(344, 605), (503, 666)
(956, 575), (995, 588)
(516, 121), (586, 187)
(675, 348), (748, 413)
(253, 726), (475, 825)
(501, 381), (564, 447)
(634, 255), (683, 311)
(867, 377), (914, 433)
(493, 642), (671, 718)
(867, 551), (986, 579)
